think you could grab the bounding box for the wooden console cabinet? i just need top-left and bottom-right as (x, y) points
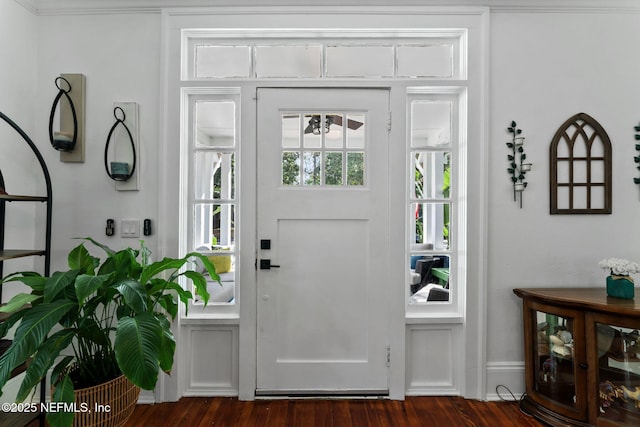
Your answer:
(514, 288), (640, 427)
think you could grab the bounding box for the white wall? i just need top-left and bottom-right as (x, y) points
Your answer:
(33, 12), (161, 268)
(0, 0), (39, 298)
(5, 2), (640, 400)
(487, 11), (640, 397)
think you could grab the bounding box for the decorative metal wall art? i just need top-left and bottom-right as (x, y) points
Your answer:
(634, 122), (640, 185)
(104, 106), (136, 182)
(549, 113), (612, 214)
(48, 74), (85, 162)
(506, 120), (531, 208)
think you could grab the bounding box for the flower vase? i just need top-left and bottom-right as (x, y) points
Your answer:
(606, 275), (635, 299)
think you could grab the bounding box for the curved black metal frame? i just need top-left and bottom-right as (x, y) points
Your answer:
(48, 76), (78, 152)
(104, 106), (137, 182)
(0, 110), (52, 427)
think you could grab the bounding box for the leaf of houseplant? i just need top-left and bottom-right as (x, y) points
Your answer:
(114, 312), (162, 390)
(80, 236), (116, 257)
(46, 373), (75, 427)
(114, 278), (148, 314)
(67, 243), (99, 274)
(1, 272), (46, 292)
(0, 293), (41, 313)
(183, 270), (212, 306)
(0, 299), (76, 392)
(156, 293), (179, 320)
(16, 329), (75, 401)
(140, 257), (187, 285)
(0, 309), (26, 338)
(156, 314), (176, 373)
(44, 270), (81, 303)
(75, 273), (112, 306)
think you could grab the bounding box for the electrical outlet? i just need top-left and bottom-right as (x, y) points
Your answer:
(121, 219), (140, 238)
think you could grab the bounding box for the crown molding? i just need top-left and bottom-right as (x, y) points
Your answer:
(27, 0), (640, 15)
(14, 0), (38, 14)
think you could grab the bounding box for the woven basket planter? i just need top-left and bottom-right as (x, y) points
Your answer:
(72, 375), (140, 427)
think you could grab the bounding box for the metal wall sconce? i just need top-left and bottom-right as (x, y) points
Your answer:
(506, 120), (532, 208)
(104, 104), (137, 188)
(634, 122), (640, 185)
(48, 74), (85, 162)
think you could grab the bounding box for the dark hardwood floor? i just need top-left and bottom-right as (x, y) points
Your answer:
(120, 396), (546, 426)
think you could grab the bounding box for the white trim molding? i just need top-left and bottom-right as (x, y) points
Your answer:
(27, 0), (640, 15)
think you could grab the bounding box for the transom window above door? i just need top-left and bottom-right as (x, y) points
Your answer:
(280, 112), (366, 187)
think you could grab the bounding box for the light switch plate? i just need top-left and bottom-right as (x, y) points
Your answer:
(121, 219), (140, 238)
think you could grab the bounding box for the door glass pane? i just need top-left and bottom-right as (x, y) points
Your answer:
(326, 45), (394, 77)
(534, 311), (576, 407)
(255, 45), (322, 78)
(397, 45), (453, 78)
(282, 114), (301, 148)
(411, 101), (451, 148)
(411, 202), (450, 251)
(195, 45), (251, 78)
(596, 323), (640, 424)
(303, 114), (322, 148)
(325, 113), (344, 149)
(346, 114), (365, 149)
(347, 152), (365, 186)
(409, 255), (450, 303)
(194, 152), (235, 200)
(282, 151), (301, 186)
(195, 101), (236, 148)
(413, 151), (451, 200)
(325, 152), (343, 185)
(193, 203), (236, 249)
(303, 151), (322, 185)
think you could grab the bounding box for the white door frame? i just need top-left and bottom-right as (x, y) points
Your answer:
(160, 8), (488, 403)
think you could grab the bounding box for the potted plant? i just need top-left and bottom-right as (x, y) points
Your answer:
(0, 238), (218, 426)
(599, 257), (640, 299)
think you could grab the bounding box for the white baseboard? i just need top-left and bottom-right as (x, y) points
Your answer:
(485, 361), (525, 401)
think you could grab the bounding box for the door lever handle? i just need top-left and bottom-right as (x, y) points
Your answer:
(260, 259), (281, 270)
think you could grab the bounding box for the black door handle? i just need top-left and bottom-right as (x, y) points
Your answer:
(260, 259), (281, 270)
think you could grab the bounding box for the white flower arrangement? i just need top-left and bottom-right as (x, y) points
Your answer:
(599, 258), (640, 276)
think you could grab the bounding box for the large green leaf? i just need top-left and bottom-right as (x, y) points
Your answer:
(140, 257), (187, 285)
(16, 329), (75, 402)
(114, 278), (147, 313)
(46, 373), (75, 427)
(0, 293), (41, 313)
(67, 243), (99, 274)
(187, 252), (220, 283)
(114, 313), (162, 390)
(0, 310), (26, 338)
(80, 237), (116, 257)
(183, 270), (211, 306)
(156, 294), (178, 320)
(44, 270), (81, 303)
(0, 299), (75, 392)
(156, 315), (176, 373)
(75, 273), (112, 305)
(1, 272), (46, 292)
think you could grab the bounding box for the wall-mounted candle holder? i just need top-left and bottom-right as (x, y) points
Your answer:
(104, 103), (139, 190)
(48, 74), (85, 162)
(634, 122), (640, 185)
(506, 120), (531, 208)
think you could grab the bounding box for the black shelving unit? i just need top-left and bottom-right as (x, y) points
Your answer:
(0, 111), (52, 427)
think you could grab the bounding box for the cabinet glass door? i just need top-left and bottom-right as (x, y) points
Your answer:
(533, 309), (578, 408)
(591, 317), (640, 426)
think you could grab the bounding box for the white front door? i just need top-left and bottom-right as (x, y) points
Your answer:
(256, 88), (390, 394)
